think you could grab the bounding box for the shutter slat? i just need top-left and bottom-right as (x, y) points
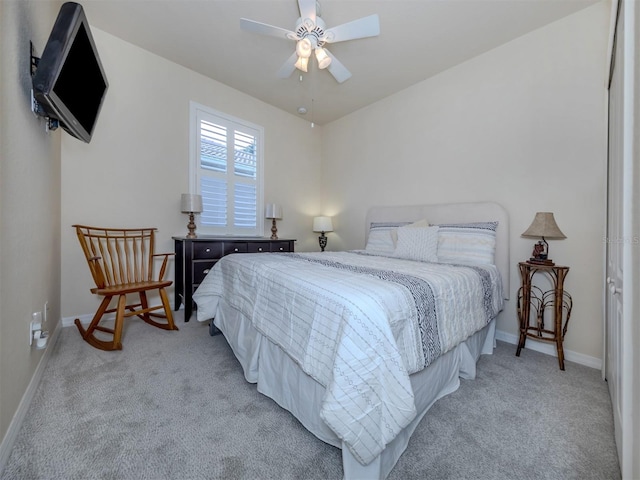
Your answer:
(201, 120), (227, 172)
(201, 177), (227, 226)
(234, 183), (256, 227)
(234, 129), (257, 179)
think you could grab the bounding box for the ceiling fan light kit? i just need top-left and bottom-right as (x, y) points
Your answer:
(294, 55), (309, 72)
(315, 47), (331, 69)
(240, 0), (380, 83)
(296, 38), (312, 58)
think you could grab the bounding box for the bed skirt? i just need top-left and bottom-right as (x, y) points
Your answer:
(213, 298), (495, 480)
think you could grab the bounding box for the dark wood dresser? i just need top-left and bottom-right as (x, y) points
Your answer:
(173, 236), (295, 321)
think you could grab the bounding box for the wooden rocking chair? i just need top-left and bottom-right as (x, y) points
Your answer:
(73, 225), (178, 351)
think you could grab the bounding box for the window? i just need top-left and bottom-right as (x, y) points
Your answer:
(190, 102), (264, 236)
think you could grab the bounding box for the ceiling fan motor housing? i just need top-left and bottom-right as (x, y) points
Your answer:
(295, 16), (327, 47)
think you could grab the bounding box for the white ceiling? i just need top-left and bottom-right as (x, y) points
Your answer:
(82, 0), (600, 125)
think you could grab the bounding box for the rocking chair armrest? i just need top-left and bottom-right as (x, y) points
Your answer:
(153, 252), (175, 281)
(87, 256), (107, 288)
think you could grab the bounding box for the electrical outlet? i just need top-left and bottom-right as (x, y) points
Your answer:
(30, 320), (40, 346)
(30, 312), (42, 346)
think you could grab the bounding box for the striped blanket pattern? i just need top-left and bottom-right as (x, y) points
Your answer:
(193, 251), (503, 465)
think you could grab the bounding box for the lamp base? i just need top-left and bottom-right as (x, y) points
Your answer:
(528, 238), (554, 265)
(318, 233), (327, 252)
(527, 258), (555, 266)
(270, 218), (279, 240)
(186, 212), (197, 238)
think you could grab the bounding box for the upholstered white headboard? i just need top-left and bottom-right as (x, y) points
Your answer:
(365, 201), (510, 300)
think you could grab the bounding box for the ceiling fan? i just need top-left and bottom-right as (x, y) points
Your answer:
(240, 0), (380, 84)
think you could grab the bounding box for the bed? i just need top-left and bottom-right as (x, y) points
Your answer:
(193, 201), (510, 479)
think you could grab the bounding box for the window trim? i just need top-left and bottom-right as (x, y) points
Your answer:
(189, 101), (264, 237)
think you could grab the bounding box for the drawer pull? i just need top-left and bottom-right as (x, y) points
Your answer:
(279, 247), (284, 251)
(203, 269), (210, 275)
(258, 247), (263, 252)
(205, 248), (211, 253)
(234, 248), (239, 252)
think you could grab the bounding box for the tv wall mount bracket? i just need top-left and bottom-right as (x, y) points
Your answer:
(30, 41), (59, 133)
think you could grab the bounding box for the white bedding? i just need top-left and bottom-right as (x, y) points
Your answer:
(193, 250), (504, 466)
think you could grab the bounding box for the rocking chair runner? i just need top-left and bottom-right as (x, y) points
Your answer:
(73, 225), (178, 351)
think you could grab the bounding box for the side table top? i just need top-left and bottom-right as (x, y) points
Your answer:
(519, 261), (568, 270)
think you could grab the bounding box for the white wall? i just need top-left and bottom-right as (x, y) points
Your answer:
(321, 3), (609, 361)
(61, 29), (324, 320)
(0, 0), (62, 451)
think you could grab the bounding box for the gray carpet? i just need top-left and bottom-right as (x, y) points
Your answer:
(1, 312), (621, 480)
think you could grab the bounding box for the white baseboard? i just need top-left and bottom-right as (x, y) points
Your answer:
(0, 320), (62, 475)
(495, 329), (602, 370)
(61, 314), (96, 328)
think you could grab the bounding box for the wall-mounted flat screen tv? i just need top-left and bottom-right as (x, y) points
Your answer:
(32, 2), (108, 143)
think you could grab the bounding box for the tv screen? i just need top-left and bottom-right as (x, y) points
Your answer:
(32, 2), (108, 143)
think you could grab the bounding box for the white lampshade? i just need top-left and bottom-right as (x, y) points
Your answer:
(181, 193), (203, 213)
(315, 48), (331, 69)
(294, 56), (308, 72)
(265, 203), (282, 219)
(296, 38), (312, 58)
(313, 216), (333, 233)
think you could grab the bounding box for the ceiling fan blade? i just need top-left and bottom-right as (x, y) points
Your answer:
(240, 18), (296, 40)
(298, 0), (316, 26)
(324, 49), (352, 84)
(322, 14), (380, 43)
(277, 52), (299, 78)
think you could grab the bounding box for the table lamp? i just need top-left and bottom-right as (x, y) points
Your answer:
(521, 212), (566, 265)
(265, 204), (283, 240)
(313, 216), (333, 252)
(181, 193), (203, 238)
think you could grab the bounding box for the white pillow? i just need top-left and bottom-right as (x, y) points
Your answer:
(393, 226), (439, 262)
(365, 222), (410, 256)
(390, 219), (429, 246)
(365, 229), (395, 255)
(435, 221), (498, 265)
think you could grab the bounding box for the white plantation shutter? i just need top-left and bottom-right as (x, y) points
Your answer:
(190, 102), (263, 236)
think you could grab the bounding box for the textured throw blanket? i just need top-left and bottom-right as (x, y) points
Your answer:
(193, 251), (503, 465)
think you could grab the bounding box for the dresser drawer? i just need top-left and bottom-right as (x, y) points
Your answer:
(193, 260), (216, 284)
(270, 241), (292, 252)
(248, 242), (270, 253)
(223, 242), (248, 255)
(193, 242), (223, 260)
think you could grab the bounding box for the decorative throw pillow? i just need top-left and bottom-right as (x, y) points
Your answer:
(435, 221), (498, 265)
(393, 226), (439, 262)
(365, 222), (410, 256)
(390, 219), (429, 246)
